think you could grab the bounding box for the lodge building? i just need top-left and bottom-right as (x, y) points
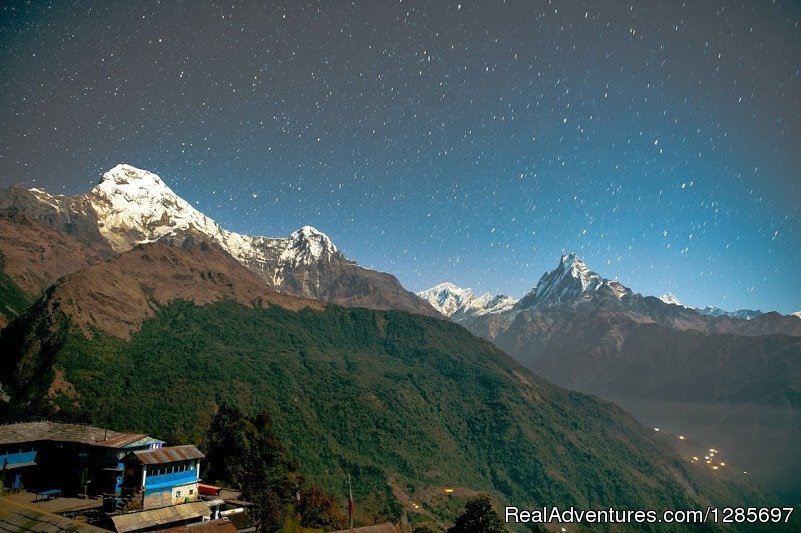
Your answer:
(0, 422), (246, 532)
(0, 421), (163, 498)
(121, 445), (205, 510)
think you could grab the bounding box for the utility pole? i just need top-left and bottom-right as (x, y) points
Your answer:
(348, 473), (354, 529)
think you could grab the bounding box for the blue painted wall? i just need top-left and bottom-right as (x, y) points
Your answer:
(0, 449), (37, 468)
(144, 468), (197, 493)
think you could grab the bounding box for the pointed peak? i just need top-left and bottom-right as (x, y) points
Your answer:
(100, 164), (167, 187)
(559, 252), (591, 276)
(417, 282), (474, 301)
(659, 293), (683, 306)
(289, 226), (336, 248)
(290, 225), (328, 239)
(284, 226), (338, 261)
(516, 253), (629, 310)
(426, 281), (467, 293)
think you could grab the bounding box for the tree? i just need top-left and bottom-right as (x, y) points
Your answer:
(248, 488), (284, 533)
(201, 405), (344, 532)
(447, 495), (507, 533)
(298, 484), (346, 529)
(202, 405), (298, 498)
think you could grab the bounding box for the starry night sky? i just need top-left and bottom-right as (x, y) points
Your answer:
(1, 1), (800, 312)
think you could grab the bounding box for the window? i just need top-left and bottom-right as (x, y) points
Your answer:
(176, 490), (181, 498)
(189, 489), (194, 495)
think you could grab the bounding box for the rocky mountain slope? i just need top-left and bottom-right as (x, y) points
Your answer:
(0, 214), (114, 326)
(421, 254), (801, 501)
(0, 164), (439, 318)
(0, 245), (765, 524)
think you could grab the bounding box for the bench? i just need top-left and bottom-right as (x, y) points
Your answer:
(35, 488), (61, 501)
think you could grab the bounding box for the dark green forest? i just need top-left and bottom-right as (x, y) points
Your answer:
(0, 299), (764, 527)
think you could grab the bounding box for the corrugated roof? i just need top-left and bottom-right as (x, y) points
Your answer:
(162, 518), (237, 532)
(0, 422), (152, 449)
(1, 461), (37, 470)
(111, 502), (210, 533)
(0, 497), (111, 532)
(133, 445), (204, 465)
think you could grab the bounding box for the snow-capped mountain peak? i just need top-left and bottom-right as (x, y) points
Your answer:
(82, 165), (341, 268)
(87, 163), (219, 251)
(560, 252), (594, 289)
(282, 225), (338, 265)
(23, 164), (348, 286)
(417, 282), (517, 318)
(417, 282), (478, 317)
(793, 311), (801, 320)
(659, 293), (683, 306)
(516, 253), (630, 309)
(100, 163), (167, 188)
(2, 164), (442, 317)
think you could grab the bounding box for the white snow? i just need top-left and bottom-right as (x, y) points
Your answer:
(28, 188), (64, 212)
(417, 282), (517, 318)
(659, 293), (684, 306)
(518, 253), (630, 309)
(34, 164), (340, 285)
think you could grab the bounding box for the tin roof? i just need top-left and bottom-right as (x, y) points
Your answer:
(162, 518), (237, 532)
(0, 422), (154, 449)
(111, 502), (210, 533)
(0, 497), (110, 532)
(133, 445), (204, 465)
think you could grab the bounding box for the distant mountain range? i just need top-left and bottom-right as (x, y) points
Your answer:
(0, 164), (439, 320)
(0, 187), (765, 520)
(419, 254), (801, 501)
(420, 255), (792, 323)
(658, 293), (767, 320)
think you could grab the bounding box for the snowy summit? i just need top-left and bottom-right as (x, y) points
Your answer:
(26, 163), (342, 281)
(515, 253), (631, 309)
(417, 282), (517, 318)
(659, 293), (684, 306)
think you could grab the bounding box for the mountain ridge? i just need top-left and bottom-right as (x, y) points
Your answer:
(419, 253), (801, 333)
(0, 164), (440, 318)
(0, 245), (767, 523)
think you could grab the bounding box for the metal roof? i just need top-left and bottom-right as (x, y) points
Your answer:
(111, 502), (210, 533)
(133, 445), (204, 465)
(0, 497), (111, 532)
(0, 422), (154, 449)
(0, 461), (37, 470)
(162, 518), (237, 532)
